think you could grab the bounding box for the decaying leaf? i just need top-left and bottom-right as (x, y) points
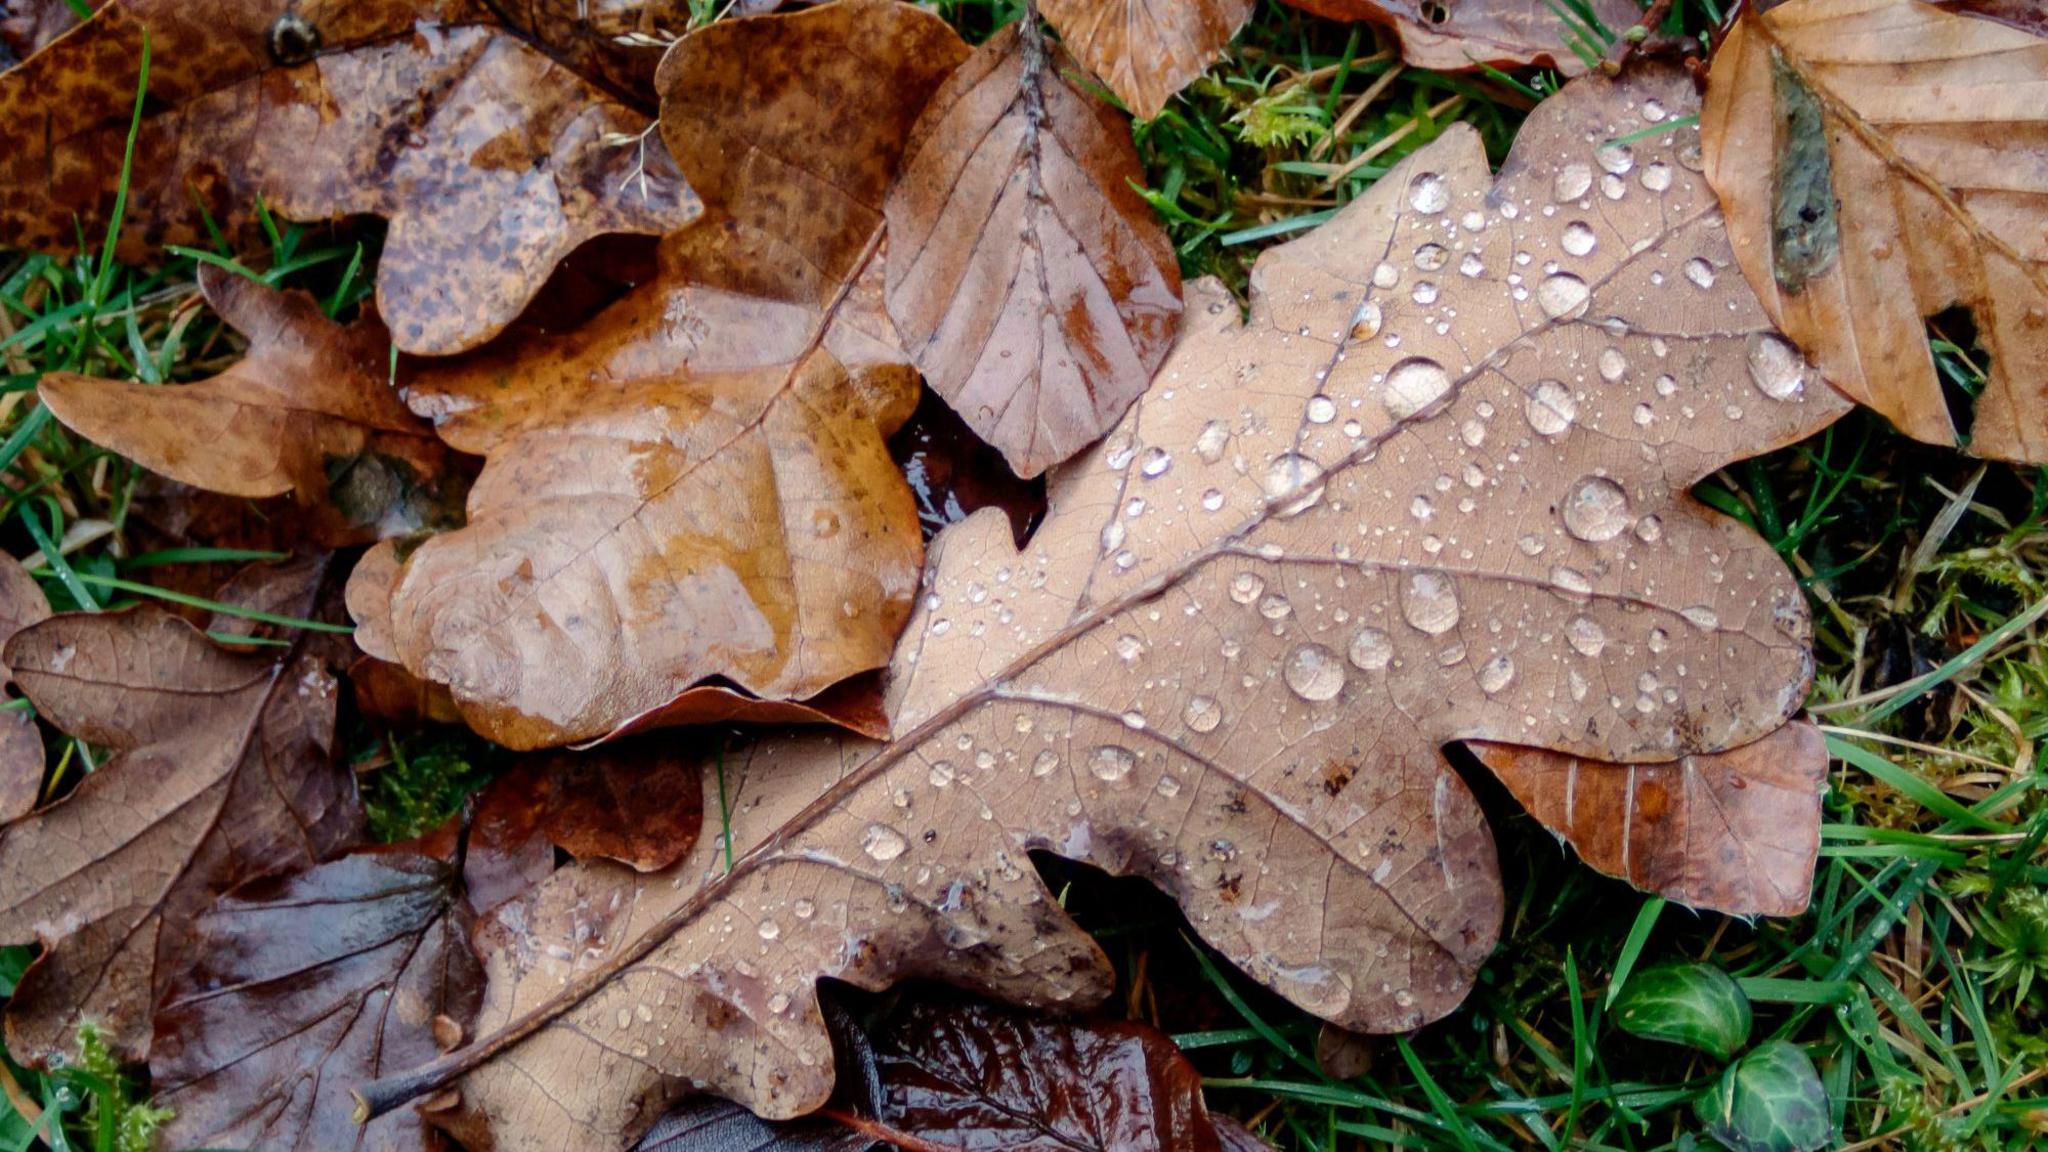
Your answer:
(0, 0), (95, 64)
(887, 15), (1183, 478)
(358, 64), (1846, 1149)
(0, 552), (50, 823)
(483, 738), (704, 873)
(0, 0), (700, 355)
(1471, 720), (1828, 918)
(350, 0), (967, 749)
(40, 268), (463, 545)
(151, 846), (484, 1152)
(1278, 0), (1639, 74)
(1037, 0), (1254, 120)
(0, 592), (361, 1061)
(1701, 0), (2048, 463)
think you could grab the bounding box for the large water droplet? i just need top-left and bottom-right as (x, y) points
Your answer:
(1350, 301), (1384, 342)
(1553, 163), (1593, 202)
(1477, 654), (1516, 695)
(1561, 476), (1631, 542)
(928, 760), (956, 787)
(862, 824), (908, 863)
(1596, 142), (1634, 175)
(1230, 571), (1266, 604)
(1140, 446), (1173, 477)
(1090, 745), (1136, 782)
(1306, 395), (1337, 424)
(1682, 257), (1716, 289)
(1746, 334), (1806, 400)
(1263, 453), (1326, 516)
(1561, 221), (1597, 257)
(1409, 172), (1450, 214)
(1348, 627), (1393, 670)
(1414, 242), (1449, 271)
(1597, 346), (1629, 382)
(1196, 420), (1230, 462)
(1400, 571), (1462, 635)
(1183, 695), (1222, 733)
(1284, 643), (1347, 702)
(1680, 605), (1721, 630)
(1537, 273), (1591, 319)
(1383, 357), (1451, 420)
(1565, 614), (1607, 657)
(1525, 379), (1578, 436)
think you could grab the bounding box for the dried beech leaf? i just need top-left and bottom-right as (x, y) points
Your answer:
(1471, 720), (1828, 918)
(0, 552), (50, 823)
(0, 1), (699, 355)
(359, 65), (1844, 1149)
(350, 0), (967, 749)
(887, 17), (1183, 478)
(1278, 0), (1639, 74)
(1037, 0), (1254, 120)
(41, 269), (463, 545)
(0, 600), (360, 1061)
(1701, 0), (2048, 463)
(151, 849), (483, 1152)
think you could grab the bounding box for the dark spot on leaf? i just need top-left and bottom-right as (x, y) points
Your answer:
(1768, 51), (1839, 293)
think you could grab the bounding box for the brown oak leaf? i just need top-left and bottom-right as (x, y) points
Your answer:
(0, 552), (50, 823)
(0, 0), (699, 355)
(1037, 0), (1254, 120)
(39, 267), (465, 545)
(1279, 0), (1639, 75)
(886, 14), (1183, 478)
(355, 64), (1846, 1150)
(0, 566), (360, 1061)
(1701, 0), (2048, 463)
(346, 0), (968, 749)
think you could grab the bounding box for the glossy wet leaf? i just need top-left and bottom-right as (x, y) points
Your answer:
(1037, 0), (1254, 121)
(482, 738), (704, 873)
(1696, 1040), (1832, 1152)
(346, 0), (966, 749)
(151, 848), (484, 1152)
(357, 65), (1843, 1150)
(886, 15), (1182, 478)
(0, 0), (700, 355)
(1471, 720), (1829, 917)
(1701, 0), (2048, 463)
(0, 567), (360, 1061)
(1277, 0), (1639, 74)
(0, 552), (50, 823)
(40, 268), (464, 546)
(1612, 962), (1753, 1061)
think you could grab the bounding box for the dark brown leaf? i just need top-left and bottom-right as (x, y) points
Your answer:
(1278, 0), (1639, 75)
(40, 268), (467, 545)
(483, 738), (704, 873)
(0, 0), (94, 64)
(886, 17), (1182, 478)
(1037, 0), (1254, 120)
(150, 848), (483, 1152)
(0, 1), (700, 354)
(0, 604), (361, 1061)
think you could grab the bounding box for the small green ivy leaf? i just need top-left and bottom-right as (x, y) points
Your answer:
(1695, 1040), (1832, 1152)
(1614, 963), (1754, 1061)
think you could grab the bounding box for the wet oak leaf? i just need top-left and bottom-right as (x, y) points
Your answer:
(0, 552), (50, 823)
(483, 738), (704, 873)
(1701, 0), (2048, 464)
(0, 0), (699, 355)
(1277, 0), (1639, 75)
(151, 847), (485, 1152)
(351, 0), (967, 749)
(886, 15), (1183, 479)
(40, 269), (464, 546)
(0, 605), (360, 1062)
(1470, 719), (1828, 918)
(1036, 0), (1254, 121)
(360, 64), (1845, 1148)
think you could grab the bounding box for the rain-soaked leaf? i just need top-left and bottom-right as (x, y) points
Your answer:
(1278, 0), (1640, 75)
(481, 737), (704, 873)
(1612, 962), (1753, 1061)
(1702, 0), (2048, 463)
(0, 0), (95, 64)
(151, 846), (484, 1152)
(39, 267), (465, 545)
(1036, 0), (1254, 121)
(1471, 720), (1828, 916)
(347, 0), (967, 749)
(0, 563), (360, 1061)
(0, 552), (50, 823)
(1696, 1040), (1832, 1152)
(0, 0), (700, 355)
(355, 64), (1845, 1150)
(886, 14), (1183, 478)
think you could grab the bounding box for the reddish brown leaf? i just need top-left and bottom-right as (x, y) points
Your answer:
(1470, 720), (1829, 917)
(887, 16), (1182, 478)
(357, 65), (1844, 1149)
(0, 0), (94, 64)
(0, 601), (360, 1061)
(39, 268), (466, 545)
(481, 738), (704, 873)
(1037, 0), (1254, 120)
(351, 656), (465, 729)
(349, 0), (969, 748)
(0, 1), (699, 354)
(1278, 0), (1639, 75)
(0, 553), (49, 823)
(150, 849), (484, 1152)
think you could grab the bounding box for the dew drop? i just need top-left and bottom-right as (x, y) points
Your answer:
(1682, 257), (1717, 289)
(1183, 695), (1222, 733)
(1550, 565), (1593, 596)
(1746, 334), (1806, 400)
(1597, 346), (1629, 382)
(1562, 475), (1631, 542)
(1372, 262), (1401, 289)
(1090, 745), (1136, 782)
(758, 920), (781, 940)
(1640, 161), (1672, 192)
(1306, 394), (1337, 423)
(1411, 281), (1439, 305)
(1459, 252), (1486, 278)
(1409, 172), (1450, 214)
(1477, 654), (1516, 695)
(1283, 643), (1347, 702)
(1524, 379), (1578, 436)
(1348, 627), (1393, 670)
(1350, 302), (1384, 341)
(1383, 357), (1451, 419)
(1596, 142), (1634, 175)
(1536, 273), (1590, 319)
(1561, 220), (1597, 257)
(1414, 242), (1449, 271)
(1553, 163), (1593, 201)
(1155, 774), (1183, 799)
(1201, 488), (1225, 512)
(1196, 420), (1230, 462)
(1400, 570), (1462, 635)
(1139, 446), (1173, 477)
(1263, 453), (1327, 516)
(1565, 614), (1607, 657)
(1681, 605), (1721, 630)
(928, 760), (956, 787)
(1229, 571), (1266, 604)
(1032, 749), (1059, 777)
(862, 824), (908, 863)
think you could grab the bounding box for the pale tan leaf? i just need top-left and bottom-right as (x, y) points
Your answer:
(1037, 0), (1254, 120)
(0, 552), (50, 823)
(1702, 0), (2048, 463)
(358, 65), (1845, 1149)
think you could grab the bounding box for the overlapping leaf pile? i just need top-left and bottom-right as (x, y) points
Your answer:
(1, 0), (2041, 1149)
